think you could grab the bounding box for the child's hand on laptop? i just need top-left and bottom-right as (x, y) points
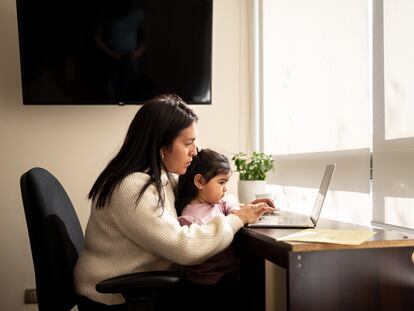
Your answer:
(251, 197), (275, 207)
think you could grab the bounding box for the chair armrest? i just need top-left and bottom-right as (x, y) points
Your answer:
(96, 270), (181, 294)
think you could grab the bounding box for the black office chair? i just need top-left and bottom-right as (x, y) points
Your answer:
(20, 167), (180, 311)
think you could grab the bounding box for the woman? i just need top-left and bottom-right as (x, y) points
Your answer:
(74, 94), (274, 310)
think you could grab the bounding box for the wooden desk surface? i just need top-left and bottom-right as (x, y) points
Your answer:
(241, 217), (414, 252)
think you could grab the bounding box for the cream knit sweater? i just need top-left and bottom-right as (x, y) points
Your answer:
(73, 172), (244, 305)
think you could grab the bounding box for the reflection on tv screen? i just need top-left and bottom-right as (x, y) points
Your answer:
(16, 0), (212, 105)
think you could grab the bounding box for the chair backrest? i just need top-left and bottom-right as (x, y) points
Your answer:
(20, 167), (84, 311)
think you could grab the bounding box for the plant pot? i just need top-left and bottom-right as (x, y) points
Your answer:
(237, 180), (266, 204)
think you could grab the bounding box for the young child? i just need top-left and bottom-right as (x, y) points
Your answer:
(176, 148), (272, 310)
(175, 148), (243, 285)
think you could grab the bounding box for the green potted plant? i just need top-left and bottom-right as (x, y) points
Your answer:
(232, 152), (275, 203)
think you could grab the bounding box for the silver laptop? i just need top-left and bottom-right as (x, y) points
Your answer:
(247, 163), (336, 228)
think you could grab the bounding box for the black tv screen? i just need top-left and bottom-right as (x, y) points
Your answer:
(16, 0), (212, 105)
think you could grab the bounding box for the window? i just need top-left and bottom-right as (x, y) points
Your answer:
(372, 0), (414, 230)
(255, 0), (414, 231)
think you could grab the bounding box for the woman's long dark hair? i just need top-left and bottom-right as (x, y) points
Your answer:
(89, 94), (198, 210)
(175, 148), (231, 215)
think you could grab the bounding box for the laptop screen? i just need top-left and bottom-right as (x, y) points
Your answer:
(311, 164), (336, 224)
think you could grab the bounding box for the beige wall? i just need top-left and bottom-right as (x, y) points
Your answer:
(0, 0), (251, 310)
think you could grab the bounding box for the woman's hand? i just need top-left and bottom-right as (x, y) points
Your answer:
(231, 202), (274, 225)
(250, 198), (276, 209)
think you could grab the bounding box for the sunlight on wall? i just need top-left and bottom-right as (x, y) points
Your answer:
(268, 185), (371, 226)
(385, 197), (414, 228)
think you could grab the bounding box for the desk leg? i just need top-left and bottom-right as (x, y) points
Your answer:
(287, 247), (414, 311)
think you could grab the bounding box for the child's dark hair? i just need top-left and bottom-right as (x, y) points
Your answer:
(175, 149), (231, 215)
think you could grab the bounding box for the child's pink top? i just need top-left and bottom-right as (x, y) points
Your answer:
(178, 200), (240, 285)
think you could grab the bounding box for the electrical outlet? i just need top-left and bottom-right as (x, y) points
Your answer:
(24, 289), (37, 304)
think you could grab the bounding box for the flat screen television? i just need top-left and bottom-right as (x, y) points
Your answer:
(16, 0), (212, 105)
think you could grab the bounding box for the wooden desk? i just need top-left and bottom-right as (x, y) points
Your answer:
(236, 218), (414, 311)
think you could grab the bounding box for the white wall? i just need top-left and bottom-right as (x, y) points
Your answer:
(0, 0), (251, 310)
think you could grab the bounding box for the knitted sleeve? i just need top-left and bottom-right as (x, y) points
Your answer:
(109, 173), (244, 265)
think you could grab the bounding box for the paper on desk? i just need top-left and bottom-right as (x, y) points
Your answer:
(278, 229), (376, 245)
